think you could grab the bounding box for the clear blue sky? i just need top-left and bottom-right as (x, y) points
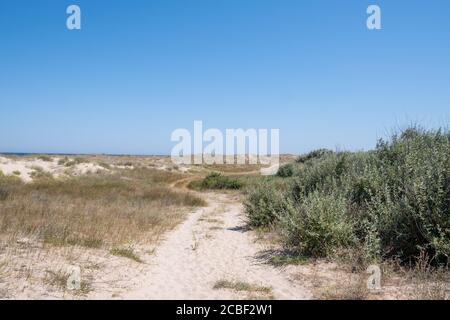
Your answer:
(0, 0), (449, 155)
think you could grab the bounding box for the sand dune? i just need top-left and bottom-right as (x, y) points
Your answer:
(0, 156), (106, 182)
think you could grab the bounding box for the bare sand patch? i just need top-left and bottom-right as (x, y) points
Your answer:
(120, 192), (312, 300)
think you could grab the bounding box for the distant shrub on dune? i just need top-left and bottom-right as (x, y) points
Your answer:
(58, 157), (68, 165)
(296, 148), (334, 164)
(37, 155), (52, 162)
(98, 162), (111, 169)
(0, 186), (9, 201)
(119, 161), (133, 167)
(190, 172), (243, 190)
(30, 166), (54, 180)
(63, 157), (89, 167)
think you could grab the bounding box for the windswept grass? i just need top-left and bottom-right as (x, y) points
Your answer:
(44, 269), (92, 295)
(0, 168), (205, 249)
(110, 247), (142, 263)
(213, 279), (272, 294)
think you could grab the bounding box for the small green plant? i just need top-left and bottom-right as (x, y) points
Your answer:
(64, 157), (88, 167)
(110, 247), (142, 263)
(38, 155), (52, 162)
(43, 233), (103, 249)
(30, 167), (53, 180)
(12, 171), (21, 176)
(44, 269), (91, 295)
(213, 280), (272, 294)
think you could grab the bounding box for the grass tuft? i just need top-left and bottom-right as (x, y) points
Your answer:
(213, 279), (272, 294)
(110, 247), (142, 263)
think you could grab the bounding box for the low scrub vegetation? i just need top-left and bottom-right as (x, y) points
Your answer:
(37, 155), (53, 162)
(110, 247), (142, 263)
(189, 172), (243, 190)
(213, 279), (272, 294)
(276, 163), (296, 177)
(245, 127), (450, 267)
(296, 149), (334, 164)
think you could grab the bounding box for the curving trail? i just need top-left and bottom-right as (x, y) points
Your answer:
(122, 190), (311, 300)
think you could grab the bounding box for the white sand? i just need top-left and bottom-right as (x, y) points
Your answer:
(0, 157), (35, 182)
(118, 192), (311, 300)
(0, 156), (106, 182)
(72, 162), (107, 176)
(260, 164), (279, 176)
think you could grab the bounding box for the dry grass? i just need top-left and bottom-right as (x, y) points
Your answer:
(213, 279), (272, 294)
(315, 274), (369, 300)
(44, 268), (92, 295)
(403, 256), (450, 300)
(0, 163), (206, 298)
(110, 247), (142, 263)
(304, 250), (450, 300)
(213, 279), (274, 300)
(0, 168), (205, 249)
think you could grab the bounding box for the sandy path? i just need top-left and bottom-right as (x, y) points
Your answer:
(122, 192), (311, 300)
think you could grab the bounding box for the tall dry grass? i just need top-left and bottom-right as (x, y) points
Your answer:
(0, 168), (205, 248)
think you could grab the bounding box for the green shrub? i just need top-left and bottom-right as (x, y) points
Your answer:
(0, 187), (9, 201)
(191, 173), (243, 190)
(58, 157), (68, 165)
(244, 181), (291, 228)
(120, 162), (133, 167)
(277, 163), (295, 177)
(110, 247), (142, 263)
(296, 149), (333, 164)
(245, 127), (450, 265)
(30, 167), (53, 180)
(64, 157), (88, 167)
(37, 155), (52, 162)
(280, 192), (356, 257)
(369, 128), (450, 262)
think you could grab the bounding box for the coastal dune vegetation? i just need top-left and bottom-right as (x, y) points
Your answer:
(0, 166), (205, 249)
(245, 127), (450, 267)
